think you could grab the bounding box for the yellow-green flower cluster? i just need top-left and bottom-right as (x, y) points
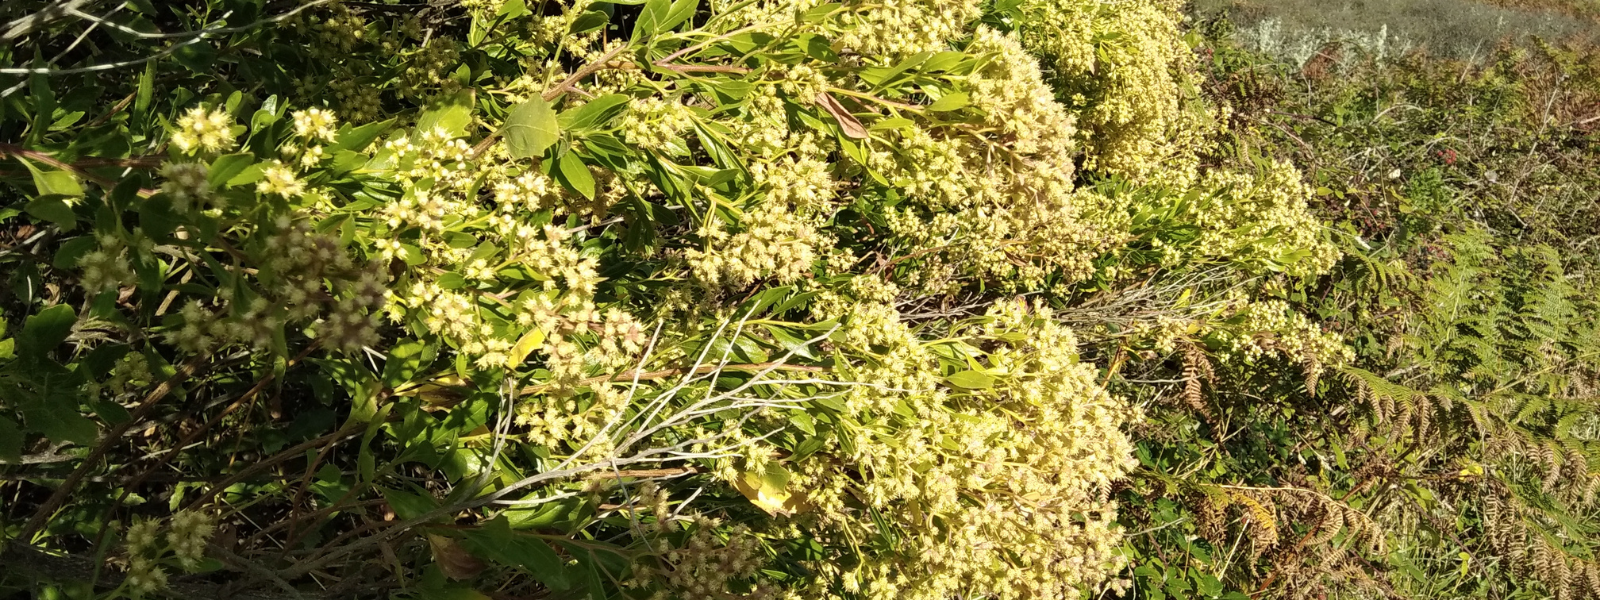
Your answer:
(78, 233), (135, 293)
(119, 510), (216, 597)
(688, 203), (819, 288)
(863, 29), (1127, 291)
(307, 3), (369, 54)
(159, 162), (217, 214)
(171, 107), (236, 155)
(757, 298), (1139, 600)
(400, 37), (462, 99)
(123, 517), (169, 598)
(257, 160), (306, 198)
(752, 155), (835, 212)
(1015, 0), (1222, 186)
(167, 510), (215, 569)
(619, 96), (695, 152)
(292, 108), (339, 143)
(1226, 299), (1354, 369)
(830, 0), (981, 58)
(1193, 159), (1341, 276)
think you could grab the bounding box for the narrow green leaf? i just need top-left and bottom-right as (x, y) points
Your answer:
(52, 236), (97, 269)
(384, 340), (431, 389)
(569, 10), (608, 33)
(927, 91), (969, 112)
(135, 61), (155, 118)
(660, 0), (699, 32)
(0, 416), (22, 463)
(331, 118), (395, 152)
(945, 370), (995, 390)
(382, 487), (440, 521)
(459, 517), (571, 590)
(557, 94), (629, 131)
(636, 0), (670, 38)
(558, 152), (595, 199)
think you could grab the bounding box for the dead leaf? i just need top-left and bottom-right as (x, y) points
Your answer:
(428, 533), (487, 580)
(815, 92), (868, 139)
(731, 470), (811, 517)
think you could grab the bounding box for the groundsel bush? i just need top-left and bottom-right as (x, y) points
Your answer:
(1, 0), (1339, 598)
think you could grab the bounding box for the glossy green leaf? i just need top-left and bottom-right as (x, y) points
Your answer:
(557, 151), (595, 199)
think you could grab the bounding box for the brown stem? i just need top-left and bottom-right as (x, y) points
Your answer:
(180, 424), (366, 513)
(585, 467), (702, 479)
(518, 362), (829, 396)
(469, 45), (630, 158)
(20, 356), (207, 539)
(0, 144), (162, 195)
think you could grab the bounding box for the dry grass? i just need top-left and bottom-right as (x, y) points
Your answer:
(1190, 0), (1597, 64)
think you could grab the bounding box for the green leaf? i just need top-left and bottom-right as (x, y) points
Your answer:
(660, 0), (699, 32)
(438, 272), (468, 289)
(927, 92), (969, 112)
(635, 0), (669, 39)
(21, 391), (99, 446)
(225, 163), (265, 187)
(417, 91), (475, 138)
(772, 291), (818, 315)
(18, 304), (76, 359)
(802, 3), (841, 22)
(558, 152), (595, 199)
(52, 236), (97, 269)
(384, 340), (432, 389)
(502, 97), (560, 160)
(569, 10), (608, 33)
(208, 153), (255, 188)
(39, 416), (97, 447)
(557, 94), (629, 132)
(945, 370), (995, 390)
(20, 158), (84, 199)
(498, 0), (531, 18)
(331, 118), (395, 152)
(0, 416), (22, 463)
(135, 61), (155, 118)
(172, 41), (217, 72)
(25, 197), (76, 230)
(382, 487), (440, 521)
(459, 517), (571, 590)
(1194, 573), (1223, 597)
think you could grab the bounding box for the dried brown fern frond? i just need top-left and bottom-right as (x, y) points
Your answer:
(1302, 354), (1322, 398)
(1181, 342), (1219, 427)
(1230, 490), (1281, 559)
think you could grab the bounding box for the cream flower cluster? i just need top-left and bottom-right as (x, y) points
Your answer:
(687, 203), (819, 288)
(159, 162), (218, 214)
(1015, 0), (1221, 186)
(757, 298), (1140, 600)
(121, 510), (217, 597)
(294, 108), (339, 141)
(1194, 159), (1341, 276)
(619, 97), (695, 152)
(78, 233), (135, 293)
(828, 0), (982, 58)
(171, 107), (236, 155)
(861, 29), (1125, 291)
(257, 160), (307, 198)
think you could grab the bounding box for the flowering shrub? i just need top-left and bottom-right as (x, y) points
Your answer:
(0, 0), (1344, 598)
